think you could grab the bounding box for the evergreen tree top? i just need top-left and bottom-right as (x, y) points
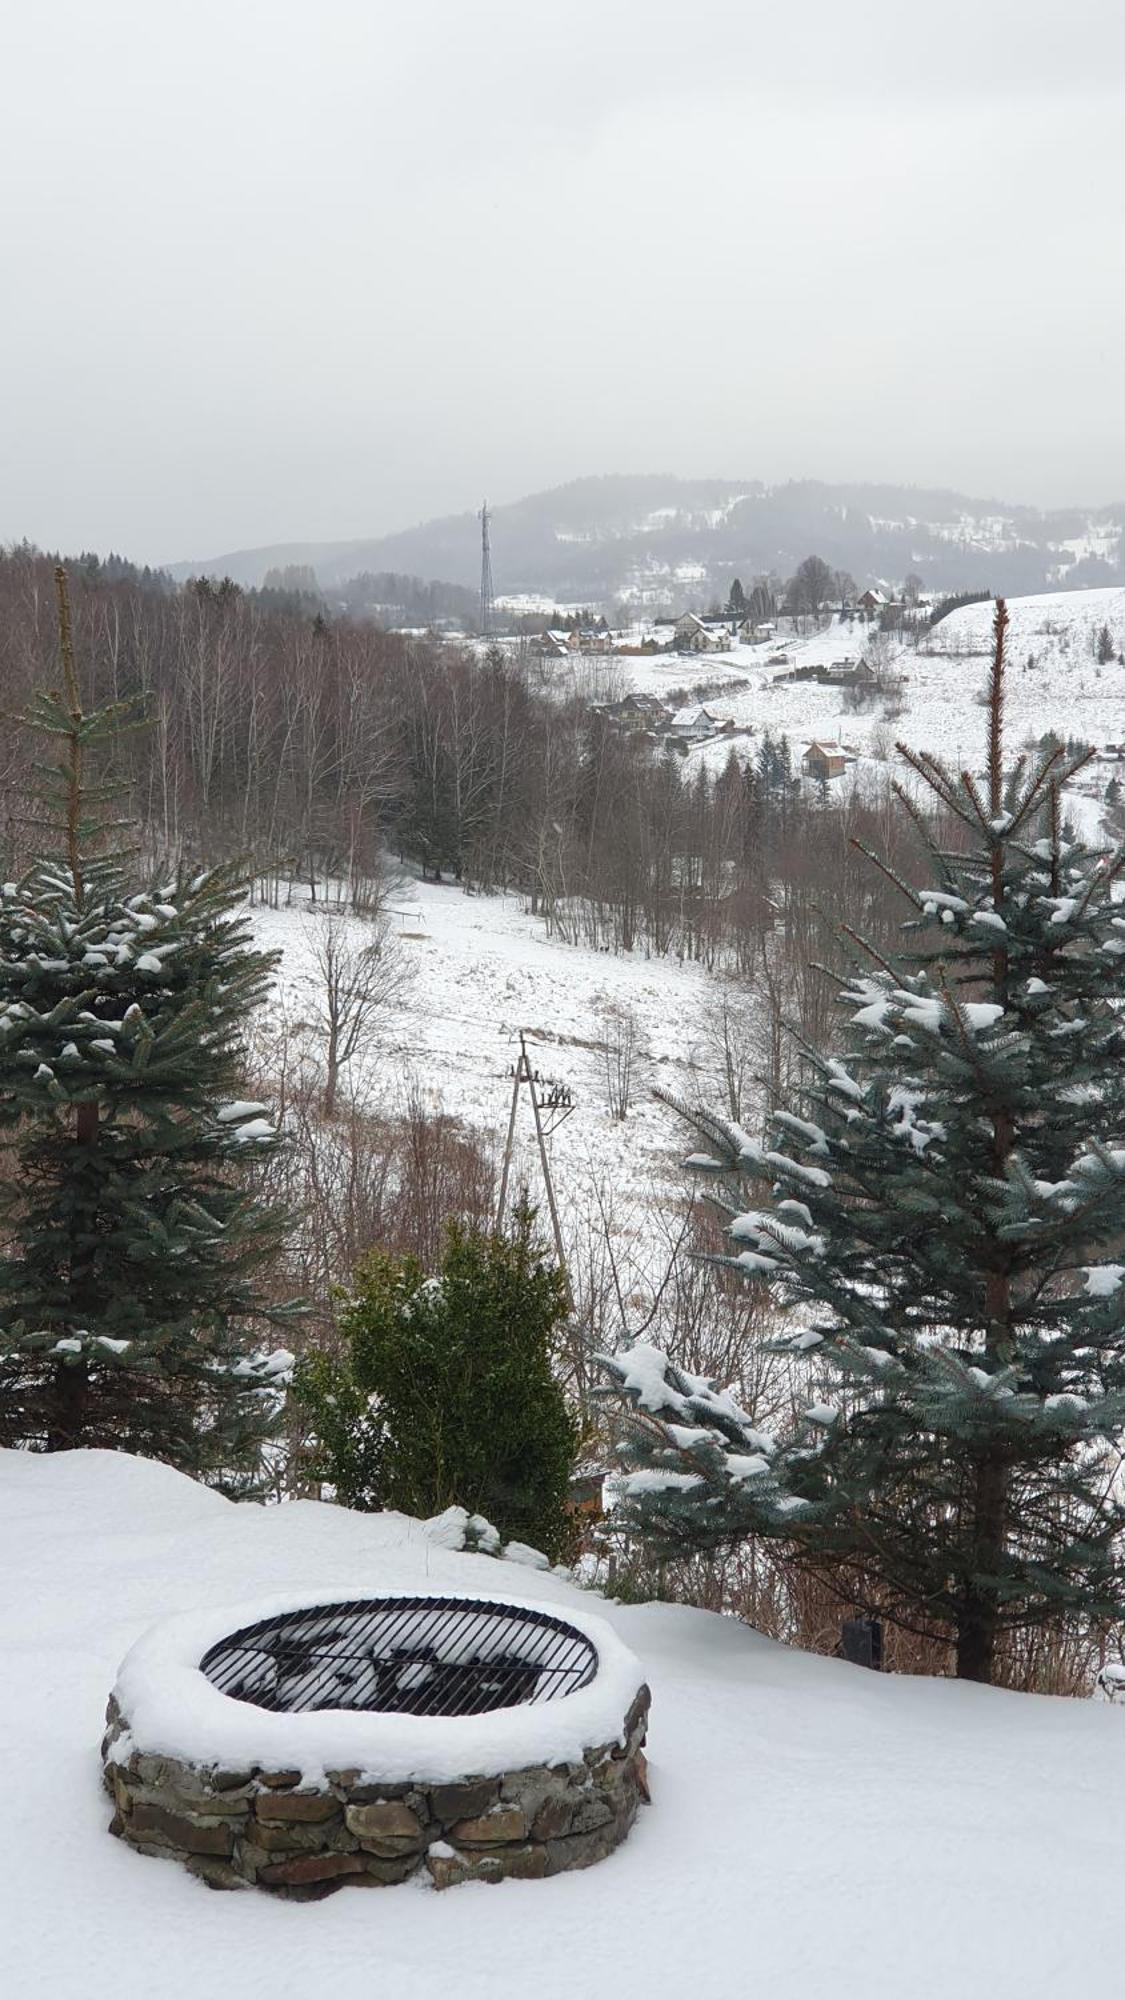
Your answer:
(0, 567), (300, 1486)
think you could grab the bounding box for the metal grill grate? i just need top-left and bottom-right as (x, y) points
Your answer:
(199, 1596), (599, 1718)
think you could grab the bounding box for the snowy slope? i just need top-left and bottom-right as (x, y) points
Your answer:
(253, 883), (715, 1276)
(250, 586), (1125, 1277)
(169, 476), (1125, 604)
(933, 585), (1125, 677)
(4, 1447), (1125, 2000)
(621, 588), (1125, 779)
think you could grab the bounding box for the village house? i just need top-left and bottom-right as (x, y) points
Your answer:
(857, 588), (888, 613)
(802, 741), (849, 783)
(738, 617), (777, 644)
(671, 703), (725, 742)
(602, 692), (673, 732)
(823, 658), (880, 686)
(529, 630), (572, 662)
(673, 612), (729, 653)
(533, 623), (614, 658)
(571, 626), (614, 655)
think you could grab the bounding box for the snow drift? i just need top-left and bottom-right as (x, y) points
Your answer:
(4, 1446), (1125, 1998)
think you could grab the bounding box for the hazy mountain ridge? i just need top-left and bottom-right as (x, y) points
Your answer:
(171, 475), (1125, 607)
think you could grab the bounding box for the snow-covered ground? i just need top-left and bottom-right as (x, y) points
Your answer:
(5, 1445), (1125, 2000)
(617, 587), (1125, 779)
(250, 585), (1125, 1284)
(252, 881), (715, 1284)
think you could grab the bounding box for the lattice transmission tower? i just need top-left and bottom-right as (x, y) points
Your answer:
(479, 500), (495, 637)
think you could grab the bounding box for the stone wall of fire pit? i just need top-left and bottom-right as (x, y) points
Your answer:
(101, 1590), (650, 1897)
(102, 1686), (649, 1895)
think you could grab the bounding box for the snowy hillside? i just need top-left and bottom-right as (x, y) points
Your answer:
(621, 587), (1125, 782)
(932, 585), (1125, 677)
(5, 1446), (1125, 2000)
(253, 883), (714, 1281)
(170, 475), (1125, 606)
(249, 585), (1125, 1278)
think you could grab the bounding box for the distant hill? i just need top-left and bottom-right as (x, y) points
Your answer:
(170, 475), (1125, 609)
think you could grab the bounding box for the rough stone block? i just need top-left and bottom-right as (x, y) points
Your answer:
(570, 1794), (614, 1835)
(257, 1769), (302, 1790)
(450, 1805), (528, 1847)
(342, 1779), (413, 1803)
(185, 1856), (250, 1891)
(254, 1790), (342, 1824)
(500, 1765), (575, 1819)
(358, 1853), (424, 1885)
(128, 1836), (192, 1862)
(256, 1851), (367, 1889)
(429, 1778), (498, 1823)
(234, 1840), (270, 1879)
(131, 1754), (177, 1788)
(208, 1768), (256, 1794)
(530, 1794), (574, 1840)
(624, 1685), (651, 1739)
(250, 1816), (346, 1855)
(544, 1825), (617, 1875)
(128, 1803), (234, 1858)
(427, 1842), (547, 1890)
(134, 1785), (249, 1819)
(345, 1801), (425, 1854)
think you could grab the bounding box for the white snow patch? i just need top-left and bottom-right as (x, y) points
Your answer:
(7, 1449), (1125, 1997)
(1084, 1265), (1125, 1298)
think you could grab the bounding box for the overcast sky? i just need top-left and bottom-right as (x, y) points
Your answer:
(3, 1), (1123, 564)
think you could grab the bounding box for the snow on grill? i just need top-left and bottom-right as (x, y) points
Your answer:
(199, 1595), (599, 1718)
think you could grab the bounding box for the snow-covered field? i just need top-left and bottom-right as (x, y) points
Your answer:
(252, 881), (715, 1284)
(5, 1446), (1125, 2000)
(618, 587), (1125, 779)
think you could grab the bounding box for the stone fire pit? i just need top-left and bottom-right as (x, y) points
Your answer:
(102, 1590), (650, 1896)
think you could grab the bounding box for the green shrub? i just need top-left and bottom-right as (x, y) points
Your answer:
(296, 1213), (578, 1559)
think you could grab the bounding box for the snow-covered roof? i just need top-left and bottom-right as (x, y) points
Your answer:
(672, 704), (720, 728)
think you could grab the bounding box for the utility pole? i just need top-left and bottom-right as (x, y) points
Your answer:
(495, 1030), (574, 1306)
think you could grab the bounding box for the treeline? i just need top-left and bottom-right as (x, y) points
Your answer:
(336, 569), (481, 628)
(0, 546), (919, 985)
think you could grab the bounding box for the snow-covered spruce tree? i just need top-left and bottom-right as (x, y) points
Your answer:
(0, 567), (298, 1483)
(603, 600), (1125, 1682)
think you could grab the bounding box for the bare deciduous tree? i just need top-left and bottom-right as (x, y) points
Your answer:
(601, 1002), (639, 1121)
(696, 982), (757, 1124)
(307, 904), (411, 1117)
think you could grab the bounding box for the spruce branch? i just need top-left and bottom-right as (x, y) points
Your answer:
(893, 743), (967, 821)
(848, 837), (927, 912)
